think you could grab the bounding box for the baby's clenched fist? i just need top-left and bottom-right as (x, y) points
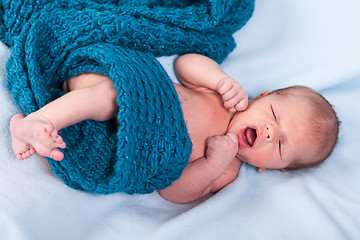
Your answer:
(205, 132), (239, 167)
(217, 76), (248, 112)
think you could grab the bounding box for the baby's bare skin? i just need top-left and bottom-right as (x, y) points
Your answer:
(9, 73), (117, 162)
(8, 53), (335, 204)
(9, 54), (247, 204)
(158, 54), (248, 203)
(10, 113), (66, 161)
(174, 83), (233, 162)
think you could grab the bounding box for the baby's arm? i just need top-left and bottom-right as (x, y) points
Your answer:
(175, 53), (248, 112)
(159, 133), (241, 204)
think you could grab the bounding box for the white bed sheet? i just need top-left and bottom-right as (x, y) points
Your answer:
(1, 0), (359, 239)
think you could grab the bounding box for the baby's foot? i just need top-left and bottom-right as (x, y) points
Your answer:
(10, 114), (66, 161)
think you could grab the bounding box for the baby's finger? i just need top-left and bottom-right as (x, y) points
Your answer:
(235, 98), (248, 111)
(217, 79), (233, 95)
(228, 107), (236, 112)
(222, 85), (240, 101)
(226, 132), (238, 144)
(224, 94), (242, 109)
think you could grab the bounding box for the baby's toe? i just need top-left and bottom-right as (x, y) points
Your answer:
(26, 148), (35, 158)
(50, 129), (59, 138)
(57, 142), (66, 149)
(25, 149), (34, 158)
(53, 136), (66, 149)
(21, 151), (29, 159)
(54, 135), (65, 144)
(17, 153), (24, 160)
(30, 147), (36, 155)
(50, 149), (64, 161)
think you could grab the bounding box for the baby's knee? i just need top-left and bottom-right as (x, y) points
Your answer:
(63, 73), (111, 91)
(93, 80), (119, 120)
(97, 80), (117, 101)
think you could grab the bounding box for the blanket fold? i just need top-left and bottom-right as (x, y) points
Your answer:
(0, 0), (254, 194)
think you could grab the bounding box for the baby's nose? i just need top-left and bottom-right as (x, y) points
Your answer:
(265, 123), (276, 142)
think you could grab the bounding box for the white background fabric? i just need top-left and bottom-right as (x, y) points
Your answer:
(1, 0), (359, 239)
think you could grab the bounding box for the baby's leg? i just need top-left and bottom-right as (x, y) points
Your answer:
(62, 72), (109, 91)
(10, 73), (118, 160)
(46, 74), (118, 129)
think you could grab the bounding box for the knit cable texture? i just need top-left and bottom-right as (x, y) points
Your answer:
(0, 0), (254, 194)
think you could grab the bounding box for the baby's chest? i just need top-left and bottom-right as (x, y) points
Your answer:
(181, 101), (229, 163)
(174, 84), (231, 162)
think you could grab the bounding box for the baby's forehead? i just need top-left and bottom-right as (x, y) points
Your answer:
(264, 92), (313, 111)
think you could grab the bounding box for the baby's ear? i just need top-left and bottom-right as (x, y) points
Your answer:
(257, 168), (266, 173)
(252, 90), (270, 101)
(259, 90), (270, 97)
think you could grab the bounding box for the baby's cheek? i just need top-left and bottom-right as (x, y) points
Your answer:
(240, 150), (270, 167)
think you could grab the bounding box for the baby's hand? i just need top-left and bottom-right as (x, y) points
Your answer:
(217, 77), (248, 112)
(205, 133), (239, 167)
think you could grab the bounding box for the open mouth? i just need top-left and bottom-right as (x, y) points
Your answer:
(240, 127), (257, 147)
(245, 127), (257, 146)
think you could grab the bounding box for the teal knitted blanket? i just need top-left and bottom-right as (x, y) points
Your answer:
(0, 0), (254, 194)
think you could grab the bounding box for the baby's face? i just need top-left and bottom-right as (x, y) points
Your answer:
(228, 91), (317, 171)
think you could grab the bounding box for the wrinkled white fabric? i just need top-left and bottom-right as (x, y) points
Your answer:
(1, 0), (359, 239)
